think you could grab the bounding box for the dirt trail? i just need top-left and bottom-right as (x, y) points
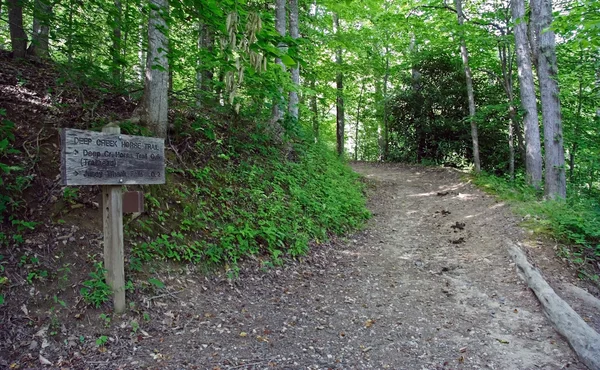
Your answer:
(25, 163), (584, 369)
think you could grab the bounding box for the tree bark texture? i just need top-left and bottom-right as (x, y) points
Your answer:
(111, 0), (123, 82)
(334, 13), (345, 156)
(7, 0), (28, 59)
(288, 0), (300, 120)
(269, 0), (287, 139)
(201, 24), (214, 105)
(137, 7), (146, 83)
(382, 47), (390, 161)
(531, 0), (567, 199)
(134, 0), (169, 138)
(354, 80), (365, 161)
(195, 22), (215, 107)
(28, 0), (52, 58)
(511, 0), (543, 188)
(498, 42), (518, 179)
(455, 0), (481, 173)
(310, 78), (319, 141)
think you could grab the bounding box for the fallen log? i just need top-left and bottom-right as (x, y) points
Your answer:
(508, 242), (600, 370)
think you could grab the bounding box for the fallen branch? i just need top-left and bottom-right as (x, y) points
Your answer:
(508, 242), (600, 370)
(148, 289), (184, 301)
(561, 282), (600, 313)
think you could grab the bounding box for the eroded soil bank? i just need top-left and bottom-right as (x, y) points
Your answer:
(3, 163), (589, 369)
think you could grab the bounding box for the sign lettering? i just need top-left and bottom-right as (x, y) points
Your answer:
(61, 128), (165, 185)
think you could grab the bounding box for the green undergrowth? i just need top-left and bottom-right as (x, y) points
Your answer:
(125, 122), (370, 273)
(472, 172), (600, 281)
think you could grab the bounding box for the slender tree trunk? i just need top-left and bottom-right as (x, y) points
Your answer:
(134, 0), (169, 138)
(28, 0), (52, 58)
(354, 80), (365, 161)
(498, 42), (517, 179)
(67, 0), (74, 64)
(288, 0), (300, 120)
(269, 0), (287, 139)
(334, 13), (344, 156)
(569, 77), (582, 181)
(216, 68), (224, 106)
(196, 22), (204, 108)
(511, 0), (543, 188)
(410, 34), (423, 163)
(310, 78), (319, 141)
(455, 0), (481, 172)
(201, 24), (214, 105)
(382, 47), (390, 161)
(531, 0), (566, 199)
(111, 0), (123, 83)
(7, 0), (28, 59)
(136, 5), (146, 83)
(194, 22), (214, 107)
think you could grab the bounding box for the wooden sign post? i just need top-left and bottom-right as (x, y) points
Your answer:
(61, 126), (165, 313)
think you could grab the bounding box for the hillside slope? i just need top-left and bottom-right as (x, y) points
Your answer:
(0, 53), (370, 367)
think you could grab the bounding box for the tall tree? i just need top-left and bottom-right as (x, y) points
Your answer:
(28, 0), (53, 58)
(531, 0), (567, 199)
(354, 79), (365, 161)
(270, 0), (287, 138)
(498, 40), (518, 179)
(455, 0), (481, 172)
(334, 12), (344, 156)
(133, 0), (169, 138)
(310, 77), (319, 141)
(110, 0), (123, 82)
(382, 45), (389, 160)
(7, 0), (28, 59)
(288, 0), (300, 120)
(511, 0), (543, 188)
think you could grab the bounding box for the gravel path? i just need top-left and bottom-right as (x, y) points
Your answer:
(26, 163), (584, 369)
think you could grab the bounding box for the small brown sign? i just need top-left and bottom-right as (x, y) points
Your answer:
(123, 191), (144, 213)
(61, 128), (165, 186)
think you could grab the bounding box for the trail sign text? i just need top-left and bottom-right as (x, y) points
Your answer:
(61, 128), (165, 186)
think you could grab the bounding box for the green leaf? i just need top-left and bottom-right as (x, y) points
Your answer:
(148, 278), (165, 289)
(281, 55), (296, 67)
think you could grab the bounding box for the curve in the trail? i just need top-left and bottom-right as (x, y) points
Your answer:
(104, 163), (583, 370)
(347, 162), (582, 369)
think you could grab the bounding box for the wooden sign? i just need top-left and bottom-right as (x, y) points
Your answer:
(123, 191), (144, 213)
(61, 128), (165, 186)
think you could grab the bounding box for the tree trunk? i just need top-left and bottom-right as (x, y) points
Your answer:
(310, 78), (319, 141)
(354, 80), (365, 161)
(288, 0), (300, 120)
(110, 0), (123, 83)
(134, 0), (169, 138)
(498, 42), (518, 179)
(410, 34), (423, 163)
(196, 22), (204, 108)
(382, 47), (390, 161)
(7, 0), (28, 59)
(28, 0), (52, 58)
(531, 0), (566, 199)
(195, 22), (214, 108)
(269, 0), (286, 139)
(455, 0), (481, 173)
(201, 24), (214, 105)
(136, 5), (146, 83)
(334, 13), (344, 156)
(66, 0), (74, 64)
(511, 0), (543, 189)
(569, 77), (582, 181)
